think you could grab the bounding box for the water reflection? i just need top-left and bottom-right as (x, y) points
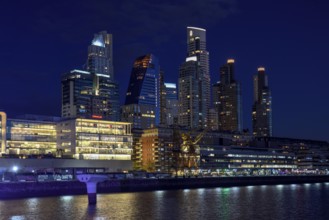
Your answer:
(0, 183), (328, 219)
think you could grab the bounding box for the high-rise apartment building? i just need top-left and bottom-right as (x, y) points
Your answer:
(178, 27), (210, 129)
(61, 31), (120, 121)
(122, 54), (160, 129)
(215, 59), (242, 132)
(252, 67), (272, 137)
(178, 59), (208, 129)
(187, 27), (209, 80)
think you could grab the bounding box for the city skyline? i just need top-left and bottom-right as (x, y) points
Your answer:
(0, 1), (328, 141)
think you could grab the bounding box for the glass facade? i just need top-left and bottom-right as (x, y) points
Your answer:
(253, 137), (329, 171)
(6, 117), (58, 156)
(61, 70), (120, 121)
(1, 114), (132, 161)
(187, 27), (210, 91)
(58, 118), (133, 160)
(178, 27), (210, 129)
(200, 146), (296, 171)
(179, 60), (208, 129)
(164, 83), (178, 126)
(122, 54), (160, 129)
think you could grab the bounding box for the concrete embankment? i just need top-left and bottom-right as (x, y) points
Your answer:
(1, 175), (329, 199)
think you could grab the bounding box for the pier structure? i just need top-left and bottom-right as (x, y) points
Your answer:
(76, 174), (108, 205)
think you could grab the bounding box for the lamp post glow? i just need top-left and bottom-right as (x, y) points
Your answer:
(12, 166), (18, 172)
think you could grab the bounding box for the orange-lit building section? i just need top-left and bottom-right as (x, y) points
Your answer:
(141, 133), (158, 171)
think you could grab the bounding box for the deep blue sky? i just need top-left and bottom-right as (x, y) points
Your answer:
(0, 0), (328, 141)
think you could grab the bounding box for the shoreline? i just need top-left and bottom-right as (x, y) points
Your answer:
(1, 175), (329, 200)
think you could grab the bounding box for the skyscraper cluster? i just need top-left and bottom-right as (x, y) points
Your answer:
(61, 31), (120, 121)
(60, 28), (272, 137)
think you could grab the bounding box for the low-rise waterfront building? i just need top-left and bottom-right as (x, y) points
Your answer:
(0, 113), (133, 162)
(4, 115), (60, 157)
(58, 118), (133, 160)
(253, 137), (329, 171)
(134, 127), (174, 172)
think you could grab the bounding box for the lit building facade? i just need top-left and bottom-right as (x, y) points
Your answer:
(61, 69), (120, 121)
(200, 145), (296, 175)
(253, 137), (329, 171)
(5, 115), (59, 157)
(142, 128), (173, 172)
(0, 112), (6, 155)
(199, 132), (296, 175)
(122, 54), (160, 129)
(215, 59), (242, 132)
(0, 113), (133, 162)
(58, 118), (132, 160)
(252, 67), (272, 137)
(133, 127), (174, 172)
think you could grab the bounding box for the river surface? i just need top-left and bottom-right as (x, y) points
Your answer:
(1, 183), (329, 220)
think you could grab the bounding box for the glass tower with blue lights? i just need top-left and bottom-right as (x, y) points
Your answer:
(122, 54), (160, 129)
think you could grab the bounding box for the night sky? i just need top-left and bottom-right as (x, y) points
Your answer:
(0, 0), (328, 141)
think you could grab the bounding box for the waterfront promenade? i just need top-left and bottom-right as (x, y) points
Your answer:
(1, 175), (329, 200)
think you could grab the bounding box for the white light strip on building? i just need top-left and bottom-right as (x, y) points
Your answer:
(71, 69), (90, 74)
(96, 73), (110, 78)
(164, 83), (176, 89)
(187, 26), (206, 32)
(186, 56), (197, 62)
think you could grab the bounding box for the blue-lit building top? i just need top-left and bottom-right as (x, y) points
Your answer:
(122, 54), (160, 129)
(87, 31), (114, 79)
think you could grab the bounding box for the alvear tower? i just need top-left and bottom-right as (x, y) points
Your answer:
(178, 27), (210, 129)
(252, 67), (272, 137)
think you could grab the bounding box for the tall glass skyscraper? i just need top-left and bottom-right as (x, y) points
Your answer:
(122, 54), (160, 129)
(61, 31), (120, 121)
(87, 31), (114, 79)
(252, 67), (272, 137)
(187, 27), (209, 79)
(178, 27), (210, 129)
(215, 59), (243, 132)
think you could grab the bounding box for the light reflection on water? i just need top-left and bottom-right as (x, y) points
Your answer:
(0, 183), (329, 220)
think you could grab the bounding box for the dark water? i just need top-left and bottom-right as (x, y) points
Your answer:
(1, 183), (329, 220)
